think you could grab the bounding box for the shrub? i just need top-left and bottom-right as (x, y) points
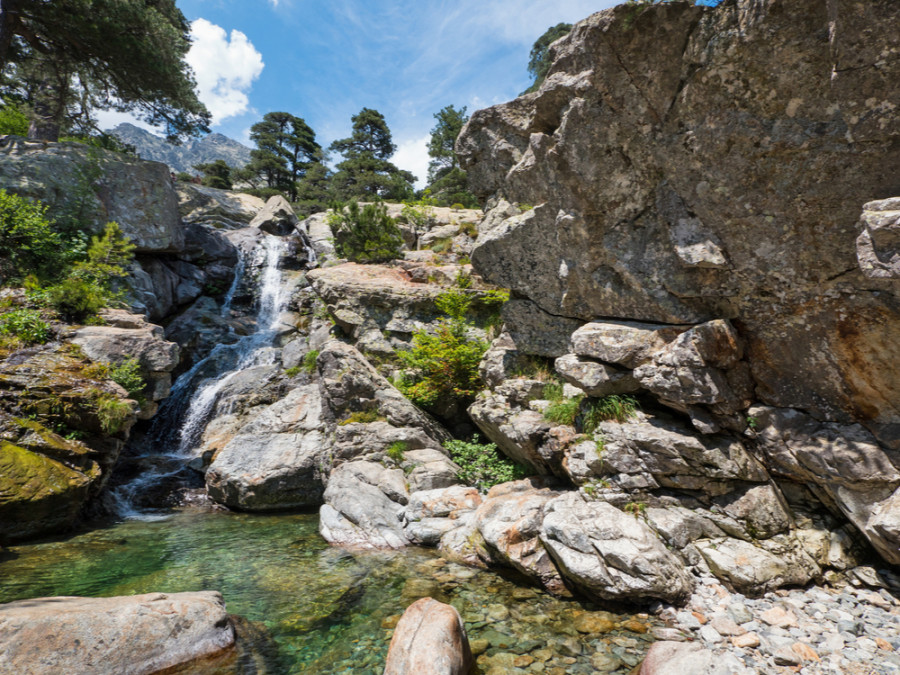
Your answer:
(0, 99), (28, 135)
(92, 391), (132, 434)
(450, 203), (465, 211)
(284, 365), (301, 378)
(458, 221), (478, 238)
(109, 358), (146, 401)
(0, 309), (51, 344)
(445, 436), (529, 492)
(331, 200), (403, 263)
(0, 190), (66, 283)
(302, 349), (319, 374)
(398, 289), (487, 408)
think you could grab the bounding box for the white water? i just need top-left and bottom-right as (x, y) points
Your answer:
(108, 235), (291, 519)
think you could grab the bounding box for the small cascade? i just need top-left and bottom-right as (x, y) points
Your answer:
(107, 234), (292, 518)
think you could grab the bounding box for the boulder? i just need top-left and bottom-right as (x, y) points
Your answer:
(554, 353), (640, 397)
(468, 393), (555, 474)
(177, 182), (265, 228)
(856, 197), (900, 279)
(383, 597), (473, 675)
(0, 592), (235, 675)
(540, 492), (692, 603)
(319, 461), (409, 549)
(473, 479), (569, 595)
(249, 195), (300, 236)
(205, 385), (328, 510)
(695, 537), (820, 594)
(0, 138), (183, 252)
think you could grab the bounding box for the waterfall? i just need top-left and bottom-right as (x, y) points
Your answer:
(107, 234), (291, 519)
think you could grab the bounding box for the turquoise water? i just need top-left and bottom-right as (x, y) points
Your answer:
(0, 510), (658, 674)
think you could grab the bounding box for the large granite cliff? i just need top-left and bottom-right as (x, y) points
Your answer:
(458, 0), (900, 568)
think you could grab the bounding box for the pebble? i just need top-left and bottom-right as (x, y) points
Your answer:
(662, 573), (900, 674)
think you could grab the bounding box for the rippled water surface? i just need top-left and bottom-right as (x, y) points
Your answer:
(0, 511), (659, 674)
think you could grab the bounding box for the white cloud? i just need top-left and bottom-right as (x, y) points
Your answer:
(186, 19), (264, 125)
(269, 0), (279, 6)
(94, 109), (159, 133)
(393, 134), (431, 190)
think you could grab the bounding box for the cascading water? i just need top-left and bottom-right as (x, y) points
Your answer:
(108, 234), (292, 518)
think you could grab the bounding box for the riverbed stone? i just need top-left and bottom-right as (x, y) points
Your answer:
(0, 591), (235, 675)
(540, 492), (692, 603)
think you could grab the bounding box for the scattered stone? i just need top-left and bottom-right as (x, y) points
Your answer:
(759, 606), (798, 629)
(731, 633), (760, 649)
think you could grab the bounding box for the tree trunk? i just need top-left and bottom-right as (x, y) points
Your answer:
(27, 76), (67, 142)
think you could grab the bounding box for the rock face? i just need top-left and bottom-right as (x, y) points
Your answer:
(458, 0), (900, 425)
(0, 137), (183, 252)
(0, 591), (235, 675)
(457, 0), (900, 571)
(383, 597), (473, 675)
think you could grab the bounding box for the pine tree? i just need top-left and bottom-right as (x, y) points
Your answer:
(329, 108), (416, 200)
(0, 0), (210, 142)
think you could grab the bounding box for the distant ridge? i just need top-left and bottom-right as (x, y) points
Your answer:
(109, 123), (252, 174)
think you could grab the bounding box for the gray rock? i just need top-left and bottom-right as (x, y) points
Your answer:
(205, 385), (328, 510)
(319, 461), (409, 549)
(570, 321), (685, 369)
(468, 393), (555, 473)
(554, 353), (640, 397)
(540, 492), (692, 603)
(857, 198), (900, 278)
(0, 137), (183, 252)
(0, 591), (234, 675)
(695, 538), (820, 594)
(178, 182), (265, 228)
(249, 195), (299, 236)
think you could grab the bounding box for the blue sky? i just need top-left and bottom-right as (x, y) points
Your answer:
(101, 0), (620, 185)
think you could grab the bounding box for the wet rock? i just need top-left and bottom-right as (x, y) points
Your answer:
(383, 596), (473, 675)
(474, 479), (569, 595)
(319, 461), (409, 549)
(0, 591), (235, 675)
(540, 492), (692, 603)
(205, 385), (329, 510)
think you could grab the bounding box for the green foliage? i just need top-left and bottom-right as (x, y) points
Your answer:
(338, 410), (386, 426)
(445, 436), (530, 492)
(623, 501), (648, 518)
(398, 289), (487, 409)
(0, 189), (66, 283)
(92, 391), (132, 435)
(2, 0), (210, 142)
(454, 270), (473, 289)
(544, 395), (583, 427)
(194, 159), (232, 190)
(293, 162), (334, 217)
(582, 395), (639, 432)
(331, 200), (404, 263)
(329, 108), (416, 200)
(46, 222), (135, 321)
(302, 349), (320, 374)
(284, 366), (301, 378)
(0, 309), (51, 344)
(175, 171), (194, 182)
(525, 23), (573, 93)
(386, 440), (408, 463)
(458, 221), (478, 238)
(84, 357), (146, 403)
(0, 99), (29, 135)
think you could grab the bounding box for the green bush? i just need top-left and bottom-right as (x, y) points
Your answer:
(0, 309), (51, 344)
(302, 349), (319, 374)
(386, 440), (407, 463)
(46, 278), (106, 322)
(445, 436), (529, 491)
(398, 289), (488, 408)
(0, 190), (66, 283)
(284, 366), (301, 378)
(330, 200), (403, 263)
(92, 391), (133, 434)
(0, 99), (28, 136)
(83, 357), (147, 402)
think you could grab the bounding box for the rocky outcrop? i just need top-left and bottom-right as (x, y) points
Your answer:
(0, 591), (235, 675)
(383, 597), (473, 675)
(457, 0), (900, 574)
(0, 137), (183, 252)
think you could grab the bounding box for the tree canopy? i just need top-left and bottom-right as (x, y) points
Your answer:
(524, 22), (572, 94)
(423, 104), (477, 208)
(329, 108), (415, 201)
(0, 0), (210, 142)
(236, 111), (321, 201)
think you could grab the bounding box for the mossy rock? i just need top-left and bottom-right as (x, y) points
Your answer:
(0, 441), (94, 543)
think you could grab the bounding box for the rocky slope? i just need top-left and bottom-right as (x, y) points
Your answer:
(110, 123), (252, 174)
(456, 0), (900, 583)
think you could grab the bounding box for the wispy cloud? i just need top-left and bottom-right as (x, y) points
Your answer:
(393, 134), (431, 189)
(187, 18), (265, 125)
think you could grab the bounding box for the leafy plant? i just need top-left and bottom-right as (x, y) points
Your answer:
(83, 358), (146, 403)
(92, 391), (132, 434)
(302, 349), (319, 374)
(284, 366), (301, 378)
(623, 501), (648, 518)
(398, 289), (488, 409)
(0, 190), (66, 284)
(331, 200), (404, 263)
(386, 440), (408, 463)
(450, 203), (465, 211)
(445, 436), (529, 492)
(0, 99), (29, 135)
(0, 309), (51, 344)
